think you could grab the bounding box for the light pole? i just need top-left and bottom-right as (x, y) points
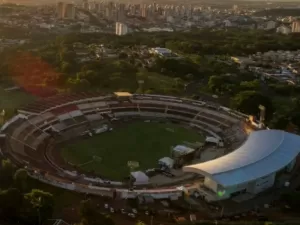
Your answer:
(9, 134), (37, 151)
(138, 80), (144, 93)
(0, 109), (5, 125)
(220, 206), (224, 218)
(36, 197), (42, 225)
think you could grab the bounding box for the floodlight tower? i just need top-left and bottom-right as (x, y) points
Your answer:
(138, 80), (144, 93)
(258, 105), (265, 129)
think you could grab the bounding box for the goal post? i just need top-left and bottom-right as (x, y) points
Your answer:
(78, 155), (102, 167)
(127, 161), (139, 171)
(93, 155), (102, 163)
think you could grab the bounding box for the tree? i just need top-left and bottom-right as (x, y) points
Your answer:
(14, 168), (28, 192)
(0, 159), (15, 188)
(23, 189), (54, 225)
(268, 114), (290, 130)
(79, 199), (114, 225)
(208, 75), (228, 93)
(270, 84), (293, 96)
(118, 52), (128, 59)
(60, 50), (76, 63)
(231, 91), (273, 121)
(281, 191), (300, 212)
(67, 77), (91, 92)
(208, 75), (221, 92)
(136, 221), (146, 225)
(0, 188), (23, 222)
(239, 79), (260, 91)
(61, 61), (72, 73)
(70, 24), (82, 31)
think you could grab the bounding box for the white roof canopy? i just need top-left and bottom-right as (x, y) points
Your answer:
(183, 130), (300, 187)
(159, 157), (174, 168)
(131, 171), (149, 185)
(173, 145), (195, 155)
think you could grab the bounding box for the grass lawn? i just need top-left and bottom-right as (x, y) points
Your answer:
(0, 87), (35, 112)
(62, 121), (204, 180)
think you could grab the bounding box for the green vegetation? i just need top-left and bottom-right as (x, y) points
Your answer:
(253, 8), (300, 17)
(0, 87), (35, 112)
(0, 159), (55, 225)
(62, 121), (204, 179)
(0, 29), (299, 130)
(2, 28), (300, 224)
(0, 29), (299, 129)
(77, 199), (114, 225)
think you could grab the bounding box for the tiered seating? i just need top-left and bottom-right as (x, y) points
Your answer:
(223, 122), (247, 143)
(140, 107), (165, 113)
(57, 123), (90, 142)
(51, 123), (67, 132)
(54, 107), (88, 128)
(77, 101), (110, 114)
(85, 114), (103, 121)
(139, 103), (166, 109)
(62, 118), (76, 127)
(139, 103), (166, 113)
(132, 99), (234, 128)
(167, 105), (198, 114)
(111, 107), (139, 113)
(166, 110), (194, 119)
(31, 133), (50, 150)
(1, 92), (250, 192)
(19, 92), (108, 114)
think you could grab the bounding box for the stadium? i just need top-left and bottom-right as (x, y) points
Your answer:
(0, 92), (300, 202)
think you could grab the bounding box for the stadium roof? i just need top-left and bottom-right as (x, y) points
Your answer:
(183, 130), (300, 187)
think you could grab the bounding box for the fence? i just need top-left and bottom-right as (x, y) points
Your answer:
(28, 171), (186, 199)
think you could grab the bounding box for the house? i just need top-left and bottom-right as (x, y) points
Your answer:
(265, 20), (277, 30)
(224, 20), (232, 27)
(276, 25), (291, 35)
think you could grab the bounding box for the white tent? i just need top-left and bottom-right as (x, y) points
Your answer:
(131, 171), (149, 185)
(173, 145), (195, 156)
(158, 157), (174, 168)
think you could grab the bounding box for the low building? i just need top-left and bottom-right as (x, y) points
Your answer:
(183, 130), (300, 202)
(115, 22), (129, 36)
(265, 20), (277, 30)
(292, 20), (300, 33)
(149, 47), (179, 58)
(231, 56), (255, 69)
(276, 25), (291, 35)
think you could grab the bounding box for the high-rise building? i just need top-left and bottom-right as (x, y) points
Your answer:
(63, 3), (76, 20)
(83, 0), (89, 10)
(56, 2), (64, 19)
(105, 2), (113, 20)
(117, 3), (126, 22)
(115, 22), (128, 36)
(141, 4), (147, 18)
(292, 20), (300, 33)
(95, 3), (100, 12)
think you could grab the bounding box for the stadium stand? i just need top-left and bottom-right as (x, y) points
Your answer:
(0, 93), (250, 199)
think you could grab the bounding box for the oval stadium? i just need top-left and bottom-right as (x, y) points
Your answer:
(1, 92), (300, 202)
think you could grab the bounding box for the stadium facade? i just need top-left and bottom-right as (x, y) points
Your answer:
(183, 130), (300, 202)
(2, 92), (299, 201)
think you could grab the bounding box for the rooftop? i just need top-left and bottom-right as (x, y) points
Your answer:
(114, 92), (133, 97)
(183, 130), (300, 187)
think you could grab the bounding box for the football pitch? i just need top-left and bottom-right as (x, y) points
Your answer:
(62, 121), (204, 180)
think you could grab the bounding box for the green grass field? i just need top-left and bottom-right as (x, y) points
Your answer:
(62, 121), (204, 180)
(0, 87), (36, 123)
(0, 87), (35, 110)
